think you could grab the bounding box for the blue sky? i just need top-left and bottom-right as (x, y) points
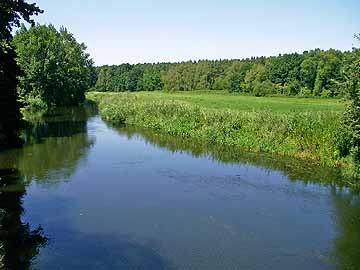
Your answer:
(33, 0), (360, 65)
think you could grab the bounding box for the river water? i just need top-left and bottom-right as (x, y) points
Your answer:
(0, 106), (358, 270)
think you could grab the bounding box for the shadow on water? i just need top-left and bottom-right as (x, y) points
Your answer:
(0, 169), (48, 270)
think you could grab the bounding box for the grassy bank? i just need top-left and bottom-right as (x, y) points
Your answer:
(87, 91), (355, 183)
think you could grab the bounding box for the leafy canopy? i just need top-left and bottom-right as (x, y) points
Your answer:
(13, 24), (95, 109)
(0, 0), (43, 39)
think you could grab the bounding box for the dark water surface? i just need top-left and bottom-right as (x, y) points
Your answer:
(0, 106), (359, 270)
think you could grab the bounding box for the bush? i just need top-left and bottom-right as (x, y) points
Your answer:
(20, 94), (48, 113)
(321, 89), (331, 97)
(283, 81), (301, 96)
(253, 80), (275, 96)
(299, 87), (313, 97)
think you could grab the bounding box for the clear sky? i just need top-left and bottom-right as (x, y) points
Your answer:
(33, 0), (360, 65)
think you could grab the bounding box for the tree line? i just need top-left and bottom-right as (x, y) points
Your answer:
(94, 49), (357, 97)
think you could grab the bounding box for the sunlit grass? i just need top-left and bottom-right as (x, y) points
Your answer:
(89, 90), (345, 113)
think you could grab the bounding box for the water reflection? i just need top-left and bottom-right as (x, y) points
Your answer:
(0, 105), (96, 269)
(0, 105), (96, 184)
(37, 231), (170, 270)
(0, 169), (47, 269)
(110, 125), (343, 186)
(331, 187), (360, 270)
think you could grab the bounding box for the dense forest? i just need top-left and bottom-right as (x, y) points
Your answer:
(94, 49), (358, 97)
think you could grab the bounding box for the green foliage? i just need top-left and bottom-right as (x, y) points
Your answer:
(92, 49), (351, 98)
(228, 61), (253, 92)
(265, 53), (303, 85)
(0, 0), (43, 39)
(253, 80), (275, 96)
(142, 67), (162, 91)
(300, 53), (319, 91)
(342, 48), (360, 178)
(299, 87), (313, 97)
(13, 24), (94, 109)
(95, 63), (166, 92)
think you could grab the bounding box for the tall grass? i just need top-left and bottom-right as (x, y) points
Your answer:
(89, 92), (350, 164)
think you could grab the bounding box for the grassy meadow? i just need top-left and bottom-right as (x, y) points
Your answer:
(89, 90), (345, 113)
(87, 91), (356, 183)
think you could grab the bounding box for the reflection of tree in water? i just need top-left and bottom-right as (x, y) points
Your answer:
(0, 105), (96, 269)
(112, 125), (343, 185)
(330, 187), (360, 270)
(0, 169), (48, 269)
(0, 104), (97, 184)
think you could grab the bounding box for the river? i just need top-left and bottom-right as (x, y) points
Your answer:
(0, 105), (358, 270)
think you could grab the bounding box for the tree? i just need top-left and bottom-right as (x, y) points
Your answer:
(229, 61), (253, 92)
(142, 66), (162, 91)
(300, 51), (319, 92)
(194, 61), (214, 90)
(13, 24), (94, 109)
(313, 50), (344, 96)
(0, 0), (42, 149)
(342, 47), (360, 177)
(95, 66), (113, 91)
(0, 0), (43, 39)
(125, 65), (143, 91)
(242, 63), (267, 93)
(162, 62), (197, 91)
(265, 53), (303, 85)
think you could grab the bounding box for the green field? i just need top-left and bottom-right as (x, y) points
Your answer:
(89, 91), (345, 113)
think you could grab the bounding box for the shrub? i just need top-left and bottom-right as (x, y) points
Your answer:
(299, 87), (312, 97)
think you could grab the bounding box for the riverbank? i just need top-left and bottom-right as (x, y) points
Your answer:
(87, 91), (356, 185)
